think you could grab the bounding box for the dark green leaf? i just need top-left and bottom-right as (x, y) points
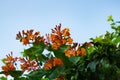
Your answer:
(9, 70), (23, 78)
(48, 66), (65, 79)
(25, 69), (47, 80)
(69, 56), (80, 65)
(87, 60), (98, 72)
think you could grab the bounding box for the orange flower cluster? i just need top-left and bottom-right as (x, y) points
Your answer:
(19, 56), (39, 72)
(44, 58), (63, 70)
(2, 52), (17, 76)
(16, 29), (44, 45)
(2, 64), (16, 76)
(44, 59), (53, 70)
(64, 44), (86, 57)
(49, 24), (73, 50)
(2, 52), (39, 76)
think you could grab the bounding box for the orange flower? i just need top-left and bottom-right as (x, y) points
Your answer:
(64, 50), (71, 57)
(52, 43), (60, 50)
(81, 48), (86, 56)
(44, 63), (53, 70)
(61, 28), (70, 37)
(76, 45), (81, 56)
(2, 52), (17, 76)
(44, 58), (63, 70)
(50, 34), (62, 50)
(35, 36), (44, 43)
(67, 38), (73, 44)
(53, 58), (63, 67)
(16, 29), (43, 45)
(21, 38), (29, 45)
(27, 34), (35, 40)
(49, 24), (73, 50)
(65, 49), (76, 57)
(34, 31), (40, 35)
(62, 39), (67, 44)
(3, 52), (17, 64)
(44, 59), (53, 70)
(19, 57), (39, 72)
(2, 64), (16, 76)
(64, 44), (86, 57)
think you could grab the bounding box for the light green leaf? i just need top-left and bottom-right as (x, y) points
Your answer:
(0, 76), (7, 80)
(107, 15), (113, 22)
(41, 78), (49, 80)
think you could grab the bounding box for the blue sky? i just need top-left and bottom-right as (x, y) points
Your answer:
(0, 0), (120, 75)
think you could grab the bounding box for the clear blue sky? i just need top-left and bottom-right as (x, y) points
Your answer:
(0, 0), (120, 74)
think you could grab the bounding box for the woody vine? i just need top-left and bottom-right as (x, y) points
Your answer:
(0, 16), (120, 80)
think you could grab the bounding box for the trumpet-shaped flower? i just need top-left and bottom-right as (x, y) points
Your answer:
(44, 59), (53, 70)
(16, 29), (44, 45)
(64, 44), (86, 57)
(2, 52), (17, 76)
(53, 58), (63, 67)
(49, 24), (73, 50)
(44, 58), (63, 70)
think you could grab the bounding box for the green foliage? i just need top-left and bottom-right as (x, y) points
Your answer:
(41, 78), (49, 80)
(25, 69), (46, 80)
(53, 45), (73, 67)
(9, 70), (23, 79)
(22, 42), (47, 61)
(0, 76), (7, 80)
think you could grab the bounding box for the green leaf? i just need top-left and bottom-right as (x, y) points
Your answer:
(86, 46), (95, 55)
(94, 35), (103, 43)
(112, 37), (120, 44)
(9, 70), (23, 78)
(0, 76), (7, 80)
(0, 71), (6, 74)
(45, 52), (54, 58)
(1, 58), (6, 64)
(22, 43), (46, 61)
(107, 15), (113, 22)
(25, 69), (47, 80)
(87, 60), (98, 72)
(54, 45), (73, 67)
(41, 78), (49, 80)
(19, 77), (28, 80)
(69, 56), (80, 65)
(100, 58), (110, 71)
(48, 66), (65, 79)
(54, 45), (69, 53)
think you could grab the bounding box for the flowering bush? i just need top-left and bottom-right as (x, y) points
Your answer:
(0, 16), (120, 80)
